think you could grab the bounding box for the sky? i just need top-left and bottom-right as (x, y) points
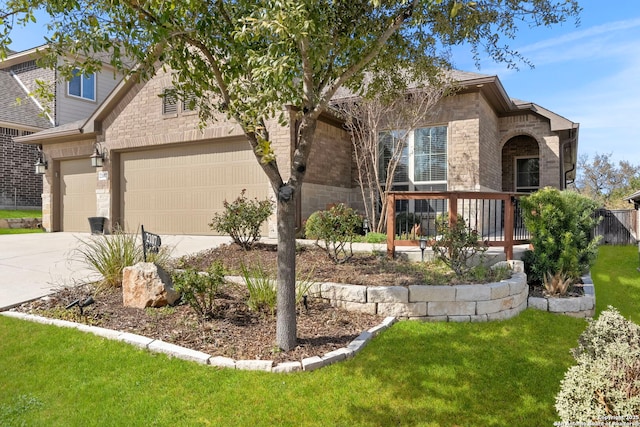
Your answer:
(7, 2), (640, 166)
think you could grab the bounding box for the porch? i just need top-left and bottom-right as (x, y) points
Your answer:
(384, 191), (531, 260)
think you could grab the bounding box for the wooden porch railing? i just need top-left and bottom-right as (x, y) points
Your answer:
(385, 191), (530, 260)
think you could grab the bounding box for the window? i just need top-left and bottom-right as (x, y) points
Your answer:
(68, 69), (96, 101)
(378, 125), (448, 188)
(515, 157), (540, 192)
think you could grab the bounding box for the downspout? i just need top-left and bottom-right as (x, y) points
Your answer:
(561, 128), (577, 189)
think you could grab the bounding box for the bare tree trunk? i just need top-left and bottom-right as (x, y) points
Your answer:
(275, 196), (297, 351)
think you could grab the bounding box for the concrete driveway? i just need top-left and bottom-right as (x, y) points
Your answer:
(0, 232), (234, 310)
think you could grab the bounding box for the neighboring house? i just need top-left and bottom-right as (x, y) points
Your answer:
(17, 68), (578, 235)
(0, 46), (122, 208)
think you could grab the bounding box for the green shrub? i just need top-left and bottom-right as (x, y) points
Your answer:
(431, 215), (487, 277)
(240, 262), (277, 315)
(304, 203), (362, 264)
(556, 307), (640, 421)
(209, 190), (274, 249)
(520, 188), (600, 284)
(172, 262), (225, 320)
(355, 232), (387, 244)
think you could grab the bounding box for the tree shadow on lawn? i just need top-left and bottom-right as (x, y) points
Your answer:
(342, 310), (586, 427)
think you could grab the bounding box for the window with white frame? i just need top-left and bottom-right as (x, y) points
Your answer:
(378, 125), (448, 190)
(515, 157), (540, 192)
(379, 126), (448, 215)
(68, 69), (96, 101)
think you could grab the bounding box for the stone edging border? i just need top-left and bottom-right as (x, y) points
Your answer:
(527, 273), (595, 318)
(0, 310), (396, 373)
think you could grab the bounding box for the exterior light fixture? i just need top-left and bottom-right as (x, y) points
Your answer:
(34, 145), (47, 175)
(90, 142), (105, 167)
(362, 218), (369, 235)
(419, 236), (427, 262)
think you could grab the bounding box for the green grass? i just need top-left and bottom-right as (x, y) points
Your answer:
(0, 228), (44, 234)
(0, 311), (585, 426)
(3, 245), (639, 426)
(0, 209), (41, 219)
(590, 244), (640, 322)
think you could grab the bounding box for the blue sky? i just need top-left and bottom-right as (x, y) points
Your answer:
(8, 3), (640, 165)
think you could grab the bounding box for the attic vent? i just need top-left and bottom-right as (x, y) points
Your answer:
(182, 92), (197, 112)
(0, 127), (20, 136)
(10, 60), (37, 74)
(162, 89), (178, 115)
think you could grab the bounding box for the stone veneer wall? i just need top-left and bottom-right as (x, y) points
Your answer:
(311, 260), (528, 322)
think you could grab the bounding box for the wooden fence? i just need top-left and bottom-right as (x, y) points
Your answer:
(593, 209), (637, 245)
(385, 191), (530, 260)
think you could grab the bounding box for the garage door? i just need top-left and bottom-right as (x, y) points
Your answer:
(60, 158), (97, 232)
(120, 139), (269, 235)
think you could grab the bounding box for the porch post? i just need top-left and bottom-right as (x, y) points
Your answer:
(386, 192), (396, 259)
(504, 194), (515, 260)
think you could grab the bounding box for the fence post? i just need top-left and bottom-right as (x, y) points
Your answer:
(504, 195), (515, 260)
(386, 193), (396, 259)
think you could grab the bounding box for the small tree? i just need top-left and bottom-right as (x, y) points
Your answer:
(209, 190), (273, 250)
(333, 77), (453, 233)
(520, 187), (600, 285)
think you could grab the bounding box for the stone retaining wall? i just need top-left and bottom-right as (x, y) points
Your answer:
(527, 274), (595, 318)
(311, 260), (529, 322)
(0, 217), (41, 229)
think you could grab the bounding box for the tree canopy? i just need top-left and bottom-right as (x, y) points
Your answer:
(575, 153), (640, 209)
(0, 0), (581, 350)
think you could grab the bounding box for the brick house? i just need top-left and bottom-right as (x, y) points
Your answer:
(0, 46), (122, 208)
(17, 68), (578, 235)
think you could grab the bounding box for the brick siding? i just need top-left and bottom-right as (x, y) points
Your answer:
(0, 128), (42, 207)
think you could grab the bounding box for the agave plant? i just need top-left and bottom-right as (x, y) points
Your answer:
(543, 270), (573, 296)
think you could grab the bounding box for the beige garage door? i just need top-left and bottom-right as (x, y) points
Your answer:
(60, 158), (97, 232)
(120, 139), (269, 235)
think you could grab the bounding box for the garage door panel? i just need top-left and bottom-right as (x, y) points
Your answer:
(61, 159), (96, 232)
(121, 140), (269, 235)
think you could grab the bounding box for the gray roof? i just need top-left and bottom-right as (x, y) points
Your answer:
(0, 71), (52, 129)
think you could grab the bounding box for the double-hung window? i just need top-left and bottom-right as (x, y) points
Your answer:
(68, 69), (96, 101)
(379, 125), (448, 214)
(379, 125), (448, 190)
(515, 157), (540, 193)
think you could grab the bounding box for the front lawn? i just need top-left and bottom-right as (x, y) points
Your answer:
(1, 245), (638, 426)
(0, 209), (41, 219)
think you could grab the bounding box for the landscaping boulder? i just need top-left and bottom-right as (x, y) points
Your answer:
(122, 262), (179, 309)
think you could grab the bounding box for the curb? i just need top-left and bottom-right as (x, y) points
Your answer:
(0, 310), (397, 373)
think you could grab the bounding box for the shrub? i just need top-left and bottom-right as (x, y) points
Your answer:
(520, 188), (600, 285)
(209, 190), (274, 249)
(304, 204), (362, 264)
(172, 262), (225, 320)
(431, 215), (487, 277)
(355, 232), (387, 244)
(556, 307), (640, 421)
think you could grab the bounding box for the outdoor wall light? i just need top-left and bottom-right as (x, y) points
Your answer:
(419, 236), (427, 262)
(90, 142), (105, 167)
(34, 145), (47, 175)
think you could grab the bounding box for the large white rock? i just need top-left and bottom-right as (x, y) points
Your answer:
(122, 262), (179, 309)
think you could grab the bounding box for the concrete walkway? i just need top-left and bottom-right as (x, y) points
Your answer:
(0, 232), (234, 310)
